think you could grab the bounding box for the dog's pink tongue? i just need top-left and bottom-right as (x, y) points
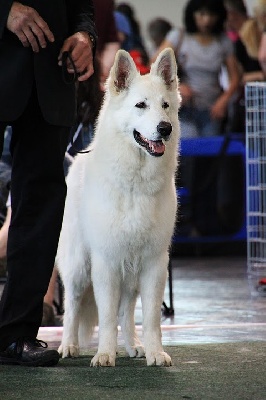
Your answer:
(149, 140), (165, 154)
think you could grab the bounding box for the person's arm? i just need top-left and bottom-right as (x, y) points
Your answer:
(0, 0), (14, 38)
(258, 31), (266, 75)
(211, 54), (240, 120)
(242, 70), (265, 83)
(149, 28), (180, 64)
(66, 0), (97, 49)
(150, 39), (176, 64)
(59, 0), (97, 82)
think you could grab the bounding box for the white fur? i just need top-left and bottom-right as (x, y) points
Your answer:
(57, 49), (181, 367)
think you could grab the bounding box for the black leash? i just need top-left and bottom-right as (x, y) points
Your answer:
(66, 123), (92, 155)
(61, 51), (78, 84)
(62, 51), (92, 154)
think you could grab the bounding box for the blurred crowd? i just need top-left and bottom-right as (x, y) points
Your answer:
(113, 0), (266, 137)
(93, 0), (266, 137)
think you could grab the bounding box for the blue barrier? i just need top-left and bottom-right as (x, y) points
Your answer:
(174, 134), (247, 243)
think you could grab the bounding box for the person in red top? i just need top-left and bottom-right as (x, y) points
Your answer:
(114, 3), (150, 74)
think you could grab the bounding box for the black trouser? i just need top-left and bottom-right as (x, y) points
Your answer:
(0, 87), (70, 350)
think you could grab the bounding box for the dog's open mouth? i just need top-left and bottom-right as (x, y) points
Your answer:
(133, 130), (165, 157)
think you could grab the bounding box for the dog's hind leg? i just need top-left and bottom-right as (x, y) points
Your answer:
(119, 289), (145, 358)
(90, 255), (121, 367)
(58, 269), (91, 358)
(140, 253), (172, 367)
(78, 284), (98, 349)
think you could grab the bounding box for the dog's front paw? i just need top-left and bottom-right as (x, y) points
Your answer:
(90, 352), (116, 367)
(146, 351), (172, 367)
(58, 343), (80, 358)
(127, 345), (145, 358)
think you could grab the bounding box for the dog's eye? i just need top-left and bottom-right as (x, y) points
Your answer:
(162, 102), (169, 109)
(135, 102), (147, 109)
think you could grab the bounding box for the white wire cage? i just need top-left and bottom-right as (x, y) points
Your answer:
(246, 82), (266, 294)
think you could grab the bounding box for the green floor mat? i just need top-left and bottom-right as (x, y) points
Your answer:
(1, 342), (266, 400)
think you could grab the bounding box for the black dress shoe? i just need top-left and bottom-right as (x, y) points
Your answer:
(0, 338), (60, 367)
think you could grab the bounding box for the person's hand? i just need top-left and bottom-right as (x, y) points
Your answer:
(179, 83), (193, 105)
(210, 95), (228, 120)
(58, 32), (94, 82)
(6, 2), (54, 52)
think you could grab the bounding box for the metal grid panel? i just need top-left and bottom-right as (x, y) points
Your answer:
(246, 82), (266, 277)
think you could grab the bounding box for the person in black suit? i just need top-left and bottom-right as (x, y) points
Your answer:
(0, 1), (97, 367)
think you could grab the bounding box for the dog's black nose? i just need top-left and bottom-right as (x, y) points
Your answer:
(157, 121), (172, 140)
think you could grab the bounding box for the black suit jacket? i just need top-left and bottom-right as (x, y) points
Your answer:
(0, 0), (97, 126)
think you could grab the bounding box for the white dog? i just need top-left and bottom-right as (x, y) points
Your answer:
(57, 48), (181, 367)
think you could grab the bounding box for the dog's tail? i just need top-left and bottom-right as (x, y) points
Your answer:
(78, 284), (98, 348)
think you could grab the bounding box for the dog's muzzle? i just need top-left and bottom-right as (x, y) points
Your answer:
(133, 121), (172, 157)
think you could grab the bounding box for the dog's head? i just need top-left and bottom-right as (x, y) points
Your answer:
(106, 48), (181, 157)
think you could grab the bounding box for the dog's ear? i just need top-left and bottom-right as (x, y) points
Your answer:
(110, 50), (138, 93)
(150, 48), (177, 90)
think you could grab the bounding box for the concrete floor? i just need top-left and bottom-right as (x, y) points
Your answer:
(161, 256), (266, 344)
(22, 255), (266, 348)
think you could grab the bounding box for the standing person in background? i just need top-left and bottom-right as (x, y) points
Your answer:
(115, 3), (148, 56)
(224, 0), (249, 42)
(237, 0), (266, 82)
(115, 2), (150, 74)
(225, 0), (265, 132)
(147, 17), (173, 58)
(94, 0), (120, 91)
(151, 0), (240, 137)
(239, 0), (266, 80)
(114, 10), (132, 49)
(0, 1), (96, 367)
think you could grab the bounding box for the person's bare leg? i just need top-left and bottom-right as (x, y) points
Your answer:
(44, 267), (57, 307)
(42, 268), (58, 326)
(0, 207), (11, 260)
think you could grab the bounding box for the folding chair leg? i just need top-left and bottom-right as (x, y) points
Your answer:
(162, 258), (174, 316)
